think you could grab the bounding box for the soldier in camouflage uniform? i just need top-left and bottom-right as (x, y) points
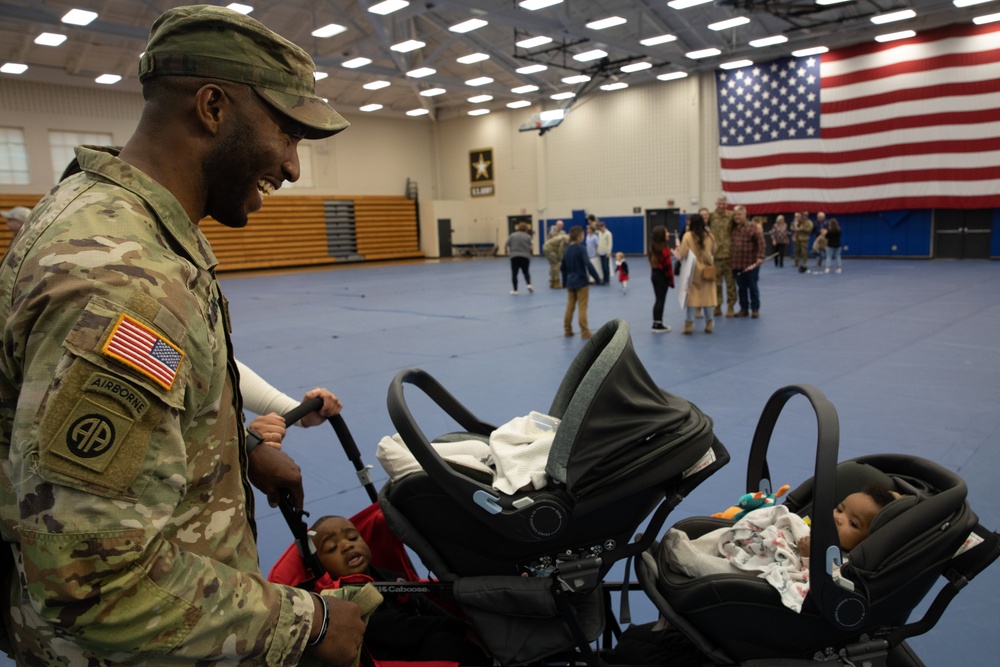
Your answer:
(543, 222), (569, 287)
(0, 6), (379, 666)
(708, 196), (737, 317)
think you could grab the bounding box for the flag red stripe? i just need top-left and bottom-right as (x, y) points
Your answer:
(821, 108), (1000, 139)
(721, 166), (1000, 192)
(106, 341), (175, 384)
(718, 195), (1000, 215)
(720, 137), (1000, 169)
(822, 78), (1000, 114)
(108, 321), (177, 384)
(820, 21), (1000, 64)
(822, 47), (1000, 89)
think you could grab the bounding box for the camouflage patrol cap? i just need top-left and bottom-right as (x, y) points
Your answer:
(138, 4), (348, 139)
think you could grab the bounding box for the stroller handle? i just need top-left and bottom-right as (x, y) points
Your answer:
(744, 384), (870, 632)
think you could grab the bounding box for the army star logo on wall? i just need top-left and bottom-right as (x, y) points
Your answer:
(469, 148), (495, 197)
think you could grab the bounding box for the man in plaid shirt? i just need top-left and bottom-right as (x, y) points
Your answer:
(730, 206), (766, 319)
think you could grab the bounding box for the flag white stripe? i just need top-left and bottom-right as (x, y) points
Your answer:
(821, 31), (1000, 80)
(821, 63), (999, 106)
(821, 91), (1000, 129)
(731, 180), (1000, 205)
(721, 150), (1000, 181)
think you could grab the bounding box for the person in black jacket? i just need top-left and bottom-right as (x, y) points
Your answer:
(311, 515), (491, 664)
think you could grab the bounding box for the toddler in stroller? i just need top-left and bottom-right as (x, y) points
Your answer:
(637, 385), (1000, 666)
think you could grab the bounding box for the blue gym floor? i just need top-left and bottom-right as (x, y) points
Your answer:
(8, 256), (996, 665)
(222, 255), (999, 666)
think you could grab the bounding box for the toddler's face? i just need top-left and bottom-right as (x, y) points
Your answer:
(834, 492), (880, 550)
(312, 517), (372, 578)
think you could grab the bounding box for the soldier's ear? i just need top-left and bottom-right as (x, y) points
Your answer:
(193, 84), (229, 137)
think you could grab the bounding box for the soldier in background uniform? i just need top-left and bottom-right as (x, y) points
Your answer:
(0, 5), (376, 666)
(708, 196), (737, 317)
(543, 222), (570, 288)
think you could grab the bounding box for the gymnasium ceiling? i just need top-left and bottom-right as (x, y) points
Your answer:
(0, 1), (995, 121)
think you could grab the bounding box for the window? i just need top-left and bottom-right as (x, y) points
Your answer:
(49, 130), (114, 185)
(0, 127), (30, 185)
(281, 143), (314, 189)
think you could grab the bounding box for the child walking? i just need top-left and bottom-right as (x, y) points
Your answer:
(561, 225), (602, 339)
(614, 251), (629, 293)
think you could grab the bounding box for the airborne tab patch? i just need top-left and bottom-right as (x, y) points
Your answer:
(102, 314), (184, 391)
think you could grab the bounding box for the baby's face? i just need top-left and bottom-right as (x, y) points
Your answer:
(834, 492), (880, 550)
(312, 517), (372, 578)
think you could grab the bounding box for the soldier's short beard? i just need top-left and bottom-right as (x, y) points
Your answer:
(202, 115), (264, 229)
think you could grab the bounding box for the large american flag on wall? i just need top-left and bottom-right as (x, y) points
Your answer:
(716, 21), (1000, 214)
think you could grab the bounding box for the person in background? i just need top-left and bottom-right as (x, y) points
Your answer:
(769, 214), (789, 267)
(546, 218), (564, 240)
(825, 218), (843, 274)
(0, 5), (371, 665)
(730, 206), (766, 318)
(596, 220), (613, 285)
(794, 211), (814, 273)
(543, 222), (569, 288)
(1, 206), (31, 238)
(505, 221), (534, 294)
(709, 196), (736, 318)
(647, 225), (675, 333)
(674, 214), (717, 334)
(613, 251), (629, 294)
(585, 216), (602, 284)
(561, 225), (601, 339)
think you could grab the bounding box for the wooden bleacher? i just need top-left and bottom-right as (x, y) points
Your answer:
(0, 193), (423, 271)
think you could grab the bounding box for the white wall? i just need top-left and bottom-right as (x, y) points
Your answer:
(1, 75), (724, 258)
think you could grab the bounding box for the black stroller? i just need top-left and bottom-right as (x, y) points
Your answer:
(636, 385), (1000, 667)
(377, 318), (729, 666)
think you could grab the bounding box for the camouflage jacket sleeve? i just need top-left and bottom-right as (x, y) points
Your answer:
(0, 150), (317, 665)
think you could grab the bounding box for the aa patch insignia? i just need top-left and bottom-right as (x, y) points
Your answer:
(102, 314), (184, 390)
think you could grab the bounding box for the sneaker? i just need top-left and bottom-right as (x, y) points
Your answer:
(824, 267), (830, 274)
(651, 323), (671, 333)
(526, 284), (534, 293)
(751, 311), (759, 319)
(510, 290), (519, 295)
(836, 268), (842, 274)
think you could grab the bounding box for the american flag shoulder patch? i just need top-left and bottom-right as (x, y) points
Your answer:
(101, 314), (184, 391)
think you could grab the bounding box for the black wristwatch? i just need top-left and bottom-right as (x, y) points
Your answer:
(245, 428), (264, 455)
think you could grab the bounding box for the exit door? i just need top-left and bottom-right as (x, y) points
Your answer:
(934, 209), (992, 259)
(645, 209), (680, 252)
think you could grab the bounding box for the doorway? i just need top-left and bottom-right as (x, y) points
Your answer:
(437, 219), (453, 258)
(934, 209), (992, 259)
(644, 209), (680, 252)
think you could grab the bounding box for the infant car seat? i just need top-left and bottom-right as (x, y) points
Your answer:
(637, 385), (1000, 666)
(378, 319), (729, 665)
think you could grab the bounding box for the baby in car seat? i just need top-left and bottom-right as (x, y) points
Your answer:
(661, 483), (899, 612)
(311, 516), (492, 665)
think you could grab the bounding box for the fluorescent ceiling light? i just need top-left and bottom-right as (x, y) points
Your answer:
(875, 30), (917, 42)
(420, 87), (446, 96)
(720, 59), (753, 70)
(871, 9), (917, 24)
(407, 108), (430, 116)
(516, 36), (553, 49)
(457, 53), (489, 64)
(1, 63), (28, 74)
(363, 80), (391, 90)
(686, 48), (721, 59)
(539, 109), (564, 121)
(816, 0), (853, 4)
(792, 46), (829, 57)
(226, 3), (254, 14)
(407, 67), (436, 78)
(369, 0), (408, 15)
(512, 84), (539, 93)
(562, 74), (591, 84)
(35, 33), (68, 46)
(749, 35), (788, 48)
(360, 104), (383, 112)
(61, 9), (97, 25)
(391, 39), (425, 52)
(973, 11), (1000, 23)
(468, 94), (493, 103)
(668, 0), (712, 8)
(313, 71), (328, 80)
(507, 100), (531, 108)
(313, 24), (347, 38)
(450, 19), (488, 33)
(657, 71), (689, 81)
(468, 108), (490, 116)
(551, 92), (575, 100)
(342, 57), (372, 69)
(587, 16), (626, 30)
(620, 61), (652, 73)
(600, 82), (628, 91)
(465, 76), (494, 86)
(574, 49), (608, 62)
(95, 74), (121, 84)
(709, 17), (751, 31)
(516, 64), (547, 74)
(955, 0), (994, 5)
(640, 34), (677, 46)
(520, 0), (563, 10)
